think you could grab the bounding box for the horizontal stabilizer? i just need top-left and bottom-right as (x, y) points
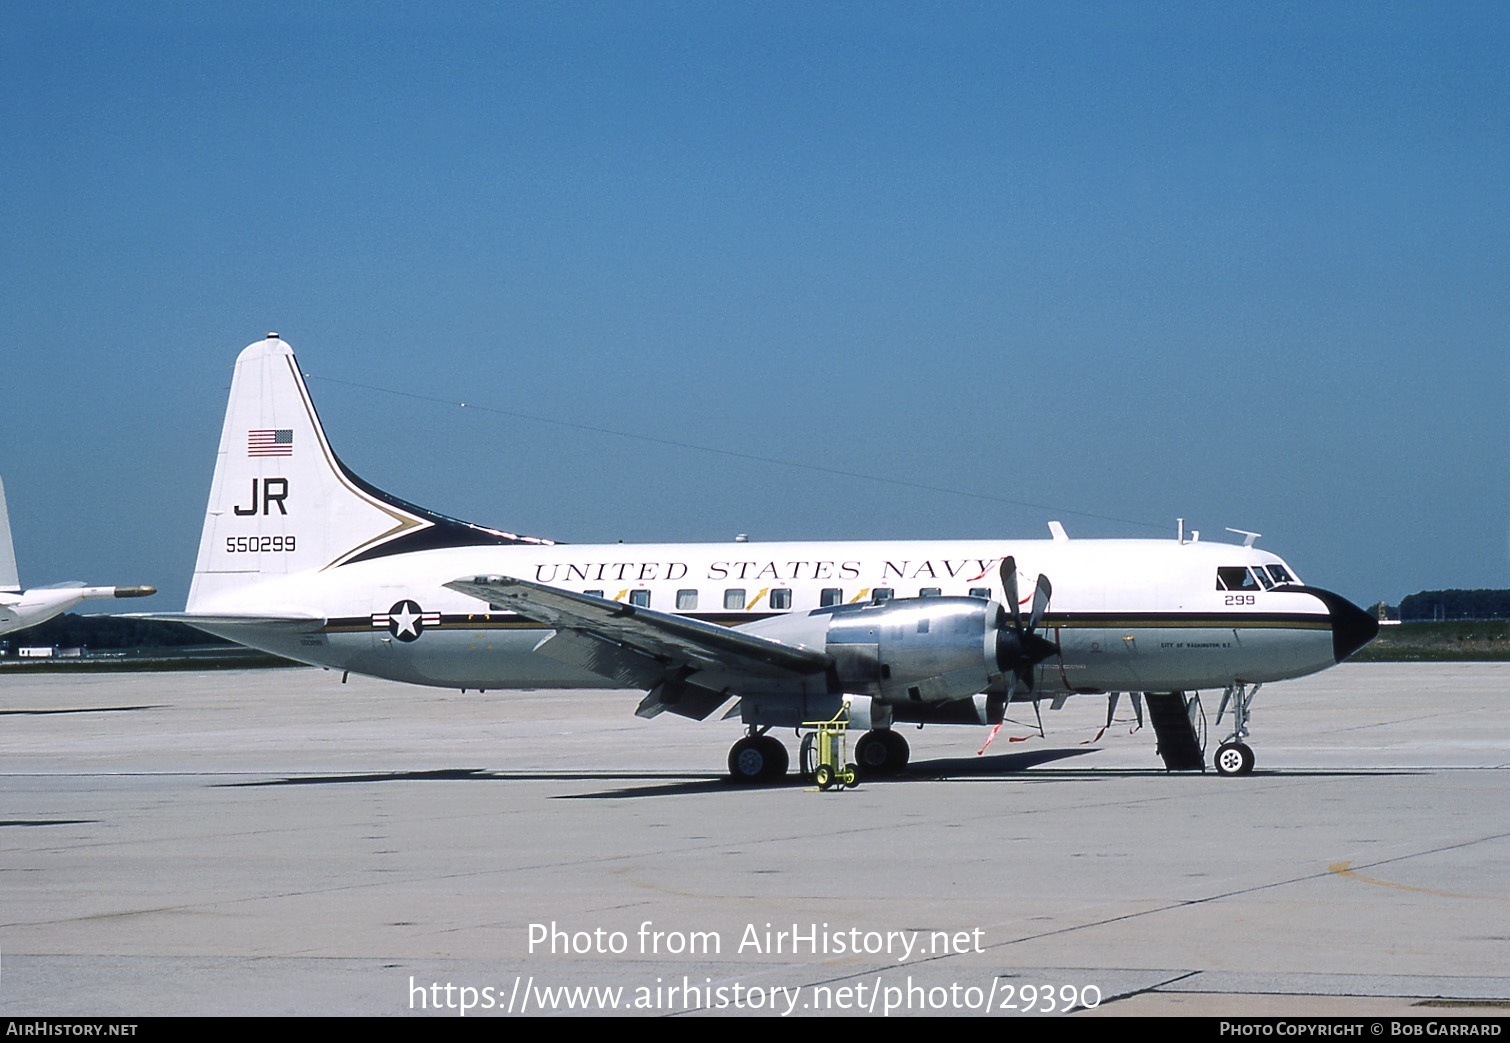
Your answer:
(129, 611), (327, 632)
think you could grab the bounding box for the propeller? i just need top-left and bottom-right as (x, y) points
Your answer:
(994, 555), (1059, 700)
(978, 555), (1063, 751)
(979, 558), (1059, 755)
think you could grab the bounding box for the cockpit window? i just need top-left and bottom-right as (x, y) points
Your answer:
(1266, 564), (1295, 585)
(1216, 567), (1262, 592)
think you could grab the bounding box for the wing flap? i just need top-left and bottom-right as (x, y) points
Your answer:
(530, 630), (669, 689)
(634, 681), (735, 721)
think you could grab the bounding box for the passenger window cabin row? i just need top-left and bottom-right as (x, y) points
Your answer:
(587, 587), (997, 610)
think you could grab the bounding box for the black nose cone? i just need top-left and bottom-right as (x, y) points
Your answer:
(1302, 587), (1380, 662)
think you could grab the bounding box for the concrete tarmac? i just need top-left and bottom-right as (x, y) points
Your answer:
(1, 662), (1506, 1017)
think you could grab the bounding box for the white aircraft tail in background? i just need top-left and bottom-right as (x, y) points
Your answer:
(0, 476), (156, 637)
(0, 474), (17, 594)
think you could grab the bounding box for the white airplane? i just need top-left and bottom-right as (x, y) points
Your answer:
(0, 476), (156, 637)
(150, 335), (1378, 781)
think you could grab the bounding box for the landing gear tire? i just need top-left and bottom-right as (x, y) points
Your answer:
(729, 735), (789, 783)
(1214, 741), (1255, 776)
(882, 730), (909, 773)
(764, 738), (790, 779)
(854, 732), (888, 773)
(854, 729), (910, 776)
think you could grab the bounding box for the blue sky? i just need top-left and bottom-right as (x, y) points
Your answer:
(2, 1), (1505, 609)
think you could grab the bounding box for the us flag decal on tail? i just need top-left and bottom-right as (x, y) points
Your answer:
(248, 429), (294, 457)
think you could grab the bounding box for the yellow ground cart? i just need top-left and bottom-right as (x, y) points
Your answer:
(800, 706), (859, 790)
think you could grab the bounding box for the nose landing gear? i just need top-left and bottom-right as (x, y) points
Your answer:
(1213, 740), (1256, 776)
(1213, 682), (1261, 775)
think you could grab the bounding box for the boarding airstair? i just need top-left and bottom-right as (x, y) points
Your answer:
(1144, 691), (1206, 771)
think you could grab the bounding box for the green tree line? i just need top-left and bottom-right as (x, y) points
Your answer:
(1, 613), (228, 653)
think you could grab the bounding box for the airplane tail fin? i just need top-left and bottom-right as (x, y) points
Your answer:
(187, 334), (553, 612)
(0, 476), (19, 593)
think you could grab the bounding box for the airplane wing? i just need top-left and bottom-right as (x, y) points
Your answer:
(444, 574), (832, 719)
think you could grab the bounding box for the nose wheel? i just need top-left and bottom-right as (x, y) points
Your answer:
(1214, 741), (1255, 776)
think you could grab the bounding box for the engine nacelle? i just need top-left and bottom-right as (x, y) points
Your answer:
(740, 597), (1010, 706)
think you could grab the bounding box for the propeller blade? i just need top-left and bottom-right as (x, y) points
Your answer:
(1029, 574), (1052, 632)
(1000, 556), (1021, 629)
(1014, 663), (1035, 694)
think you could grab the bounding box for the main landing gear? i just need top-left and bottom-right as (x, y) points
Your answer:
(853, 728), (910, 776)
(728, 730), (789, 783)
(727, 725), (911, 784)
(1213, 682), (1261, 776)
